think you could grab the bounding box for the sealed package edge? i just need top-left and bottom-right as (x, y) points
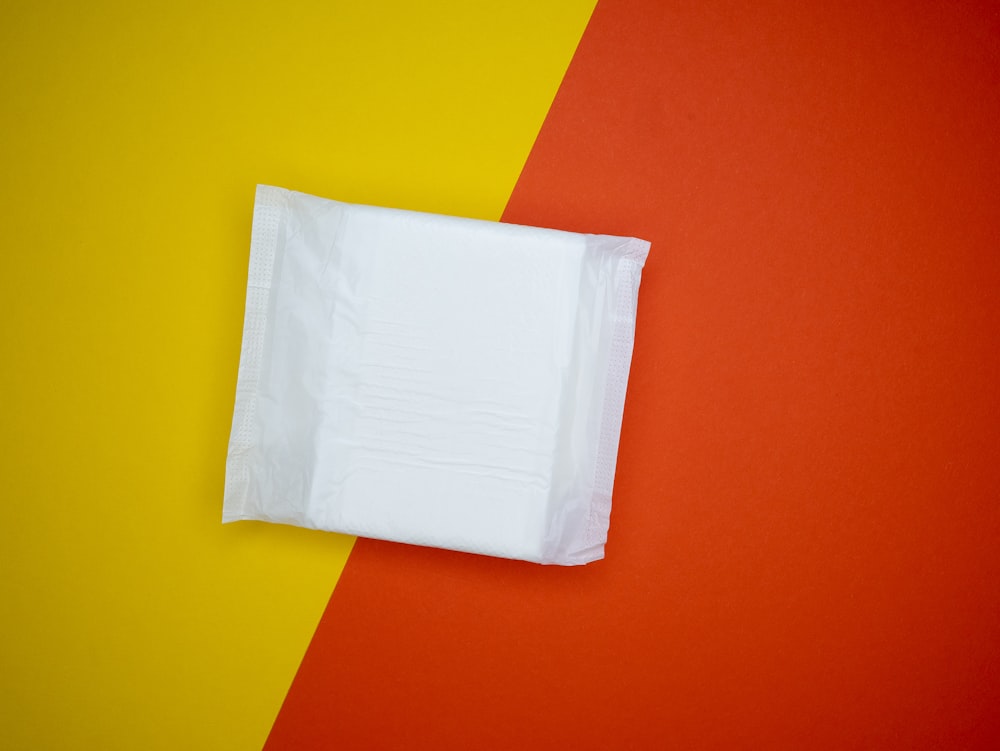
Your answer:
(223, 185), (650, 565)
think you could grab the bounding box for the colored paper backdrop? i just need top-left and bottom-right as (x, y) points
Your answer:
(4, 1), (999, 749)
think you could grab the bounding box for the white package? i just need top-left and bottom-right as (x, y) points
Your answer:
(223, 185), (649, 565)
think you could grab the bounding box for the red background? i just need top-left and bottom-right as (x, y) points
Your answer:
(268, 1), (1000, 747)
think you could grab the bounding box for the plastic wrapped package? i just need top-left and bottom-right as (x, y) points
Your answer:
(223, 185), (649, 565)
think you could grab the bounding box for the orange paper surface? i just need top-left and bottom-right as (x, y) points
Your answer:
(266, 1), (1000, 748)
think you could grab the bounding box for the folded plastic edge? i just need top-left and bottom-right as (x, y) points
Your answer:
(573, 236), (651, 564)
(222, 185), (286, 522)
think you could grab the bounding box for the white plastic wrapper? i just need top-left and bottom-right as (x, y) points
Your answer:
(224, 185), (650, 565)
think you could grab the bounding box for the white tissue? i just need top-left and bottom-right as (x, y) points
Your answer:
(223, 185), (649, 565)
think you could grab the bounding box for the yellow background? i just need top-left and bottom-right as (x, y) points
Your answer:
(0, 2), (594, 748)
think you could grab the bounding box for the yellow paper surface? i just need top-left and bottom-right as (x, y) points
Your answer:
(0, 1), (595, 748)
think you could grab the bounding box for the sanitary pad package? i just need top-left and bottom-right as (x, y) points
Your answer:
(223, 185), (650, 565)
